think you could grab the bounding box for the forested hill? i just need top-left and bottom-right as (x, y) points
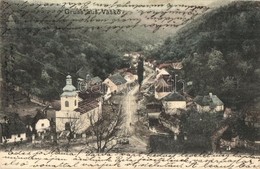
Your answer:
(152, 1), (260, 60)
(152, 1), (260, 108)
(0, 0), (163, 100)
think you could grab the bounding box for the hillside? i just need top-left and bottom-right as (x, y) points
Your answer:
(152, 1), (260, 108)
(0, 0), (165, 101)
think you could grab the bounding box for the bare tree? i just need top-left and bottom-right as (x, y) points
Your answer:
(87, 103), (124, 153)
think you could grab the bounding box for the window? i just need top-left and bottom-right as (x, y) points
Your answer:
(74, 100), (77, 106)
(41, 123), (44, 127)
(18, 134), (20, 137)
(65, 101), (69, 107)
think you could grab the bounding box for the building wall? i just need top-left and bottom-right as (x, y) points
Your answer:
(163, 101), (186, 110)
(155, 91), (171, 100)
(55, 110), (80, 132)
(61, 95), (79, 111)
(148, 112), (161, 119)
(196, 104), (210, 112)
(196, 104), (224, 113)
(103, 79), (118, 93)
(215, 105), (224, 112)
(5, 133), (27, 143)
(76, 107), (100, 134)
(35, 119), (50, 133)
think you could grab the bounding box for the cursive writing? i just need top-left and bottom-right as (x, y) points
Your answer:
(1, 149), (259, 169)
(0, 0), (210, 36)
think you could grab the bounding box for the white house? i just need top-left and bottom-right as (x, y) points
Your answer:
(123, 72), (138, 84)
(162, 92), (186, 115)
(55, 75), (102, 134)
(194, 93), (224, 113)
(35, 119), (50, 133)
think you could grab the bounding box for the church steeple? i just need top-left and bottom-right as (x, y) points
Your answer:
(61, 75), (78, 111)
(63, 75), (76, 93)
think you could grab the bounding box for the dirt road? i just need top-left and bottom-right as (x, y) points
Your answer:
(121, 66), (155, 151)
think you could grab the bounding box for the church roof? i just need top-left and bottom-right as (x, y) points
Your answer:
(61, 91), (77, 97)
(75, 99), (99, 114)
(61, 75), (77, 97)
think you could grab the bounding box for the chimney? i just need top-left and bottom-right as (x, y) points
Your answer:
(209, 93), (213, 98)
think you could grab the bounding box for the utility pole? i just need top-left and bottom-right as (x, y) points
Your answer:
(167, 75), (174, 92)
(178, 79), (185, 93)
(174, 74), (178, 92)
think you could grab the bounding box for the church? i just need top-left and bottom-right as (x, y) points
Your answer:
(55, 75), (102, 134)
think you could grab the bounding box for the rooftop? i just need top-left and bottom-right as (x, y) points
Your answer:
(108, 73), (127, 85)
(75, 99), (99, 114)
(194, 94), (224, 107)
(90, 76), (102, 85)
(162, 92), (186, 101)
(62, 75), (77, 97)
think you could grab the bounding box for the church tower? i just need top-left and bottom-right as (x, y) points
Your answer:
(60, 75), (78, 111)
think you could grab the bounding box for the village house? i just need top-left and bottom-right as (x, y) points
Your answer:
(194, 93), (224, 113)
(159, 113), (181, 136)
(155, 67), (170, 80)
(161, 92), (186, 115)
(129, 52), (141, 62)
(144, 60), (155, 68)
(0, 113), (27, 143)
(89, 76), (102, 86)
(35, 119), (50, 134)
(155, 61), (183, 75)
(55, 75), (102, 135)
(154, 76), (172, 100)
(103, 73), (127, 93)
(146, 102), (163, 119)
(123, 72), (138, 85)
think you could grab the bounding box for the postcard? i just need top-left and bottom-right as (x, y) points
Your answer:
(0, 0), (259, 168)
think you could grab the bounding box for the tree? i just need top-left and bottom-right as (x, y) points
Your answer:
(221, 76), (236, 93)
(180, 111), (223, 151)
(86, 103), (124, 153)
(137, 57), (144, 89)
(207, 49), (226, 72)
